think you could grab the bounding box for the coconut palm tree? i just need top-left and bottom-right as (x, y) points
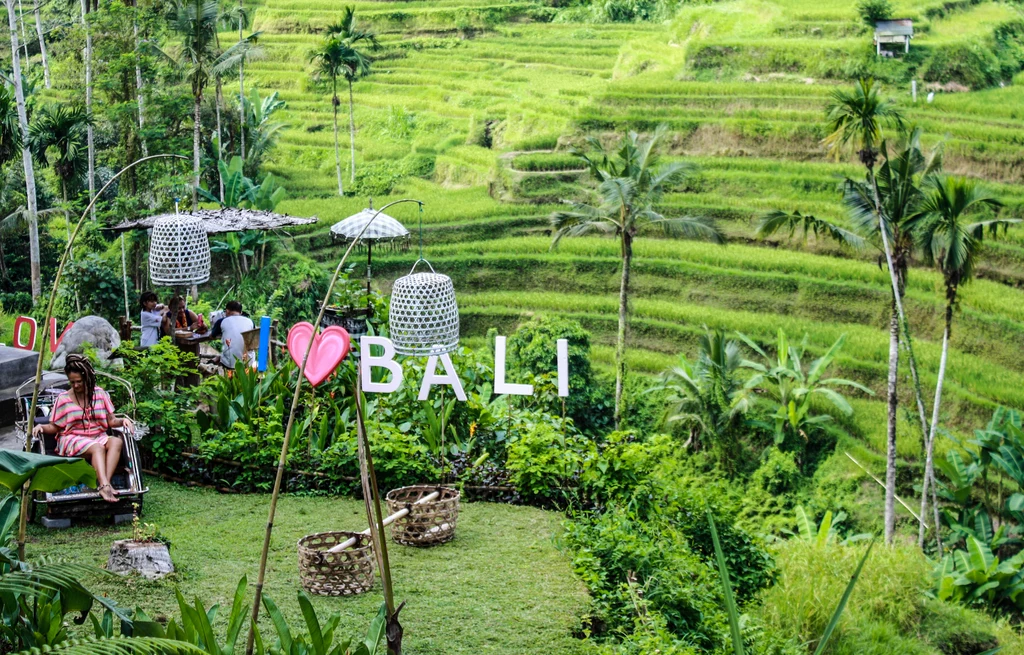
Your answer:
(552, 126), (723, 430)
(907, 176), (1016, 548)
(161, 0), (220, 209)
(326, 7), (378, 186)
(213, 23), (261, 159)
(32, 0), (50, 89)
(658, 329), (748, 464)
(78, 0), (96, 219)
(308, 35), (354, 196)
(3, 3), (41, 301)
(760, 129), (939, 543)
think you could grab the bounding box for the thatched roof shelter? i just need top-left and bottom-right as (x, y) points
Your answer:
(108, 208), (317, 234)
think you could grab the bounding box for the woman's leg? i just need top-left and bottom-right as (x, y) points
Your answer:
(103, 437), (123, 490)
(84, 444), (115, 502)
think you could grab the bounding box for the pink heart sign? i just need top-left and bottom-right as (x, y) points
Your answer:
(287, 322), (351, 387)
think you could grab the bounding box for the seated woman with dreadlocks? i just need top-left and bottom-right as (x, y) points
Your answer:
(31, 355), (135, 503)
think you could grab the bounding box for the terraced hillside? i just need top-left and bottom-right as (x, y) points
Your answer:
(237, 0), (1024, 460)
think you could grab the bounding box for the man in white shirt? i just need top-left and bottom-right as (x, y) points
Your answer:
(210, 301), (255, 370)
(139, 291), (167, 348)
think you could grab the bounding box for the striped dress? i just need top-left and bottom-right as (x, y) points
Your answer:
(50, 387), (115, 456)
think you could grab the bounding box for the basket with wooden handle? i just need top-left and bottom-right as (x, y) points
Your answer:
(297, 531), (375, 596)
(385, 485), (460, 547)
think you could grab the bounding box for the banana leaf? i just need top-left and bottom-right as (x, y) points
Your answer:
(0, 450), (97, 493)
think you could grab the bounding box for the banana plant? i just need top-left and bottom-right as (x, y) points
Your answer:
(936, 535), (1024, 611)
(737, 330), (873, 447)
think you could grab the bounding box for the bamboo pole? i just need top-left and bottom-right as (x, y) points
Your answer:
(244, 199), (423, 655)
(328, 491), (440, 553)
(17, 154), (189, 561)
(845, 452), (927, 527)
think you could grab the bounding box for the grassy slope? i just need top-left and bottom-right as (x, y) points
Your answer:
(222, 0), (1024, 506)
(26, 479), (588, 655)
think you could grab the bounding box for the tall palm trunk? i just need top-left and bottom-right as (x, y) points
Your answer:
(79, 0), (95, 220)
(216, 77), (224, 202)
(238, 2), (245, 159)
(61, 179), (80, 312)
(331, 77), (343, 196)
(867, 165), (921, 545)
(33, 0), (49, 88)
(193, 93), (201, 210)
(134, 16), (147, 157)
(348, 77), (356, 184)
(920, 296), (953, 547)
(17, 0), (28, 61)
(884, 298), (899, 543)
(6, 0), (40, 301)
(614, 228), (632, 431)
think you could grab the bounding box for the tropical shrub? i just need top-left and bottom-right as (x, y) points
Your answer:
(856, 0), (892, 28)
(505, 421), (591, 503)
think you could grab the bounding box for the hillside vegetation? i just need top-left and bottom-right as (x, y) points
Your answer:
(234, 0), (1024, 463)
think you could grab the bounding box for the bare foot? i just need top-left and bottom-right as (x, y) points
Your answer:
(98, 485), (118, 503)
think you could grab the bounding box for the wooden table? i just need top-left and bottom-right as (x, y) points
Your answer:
(173, 331), (215, 387)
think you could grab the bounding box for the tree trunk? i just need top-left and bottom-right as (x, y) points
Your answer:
(216, 77), (224, 202)
(62, 179), (81, 313)
(919, 297), (953, 548)
(614, 230), (631, 431)
(33, 0), (49, 88)
(238, 3), (245, 159)
(17, 0), (28, 61)
(134, 17), (147, 157)
(332, 78), (343, 196)
(348, 77), (356, 185)
(80, 0), (95, 220)
(884, 298), (900, 544)
(193, 94), (201, 210)
(6, 0), (40, 301)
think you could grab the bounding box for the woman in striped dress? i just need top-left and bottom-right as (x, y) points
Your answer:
(32, 355), (135, 503)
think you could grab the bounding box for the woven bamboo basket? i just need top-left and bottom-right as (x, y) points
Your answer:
(297, 531), (375, 596)
(385, 486), (460, 547)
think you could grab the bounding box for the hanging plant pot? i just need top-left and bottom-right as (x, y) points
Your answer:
(385, 485), (460, 547)
(388, 260), (459, 357)
(297, 531), (375, 596)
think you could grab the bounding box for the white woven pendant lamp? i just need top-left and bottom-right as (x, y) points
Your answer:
(389, 260), (459, 356)
(149, 215), (211, 286)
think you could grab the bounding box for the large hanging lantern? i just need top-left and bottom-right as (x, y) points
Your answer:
(389, 260), (459, 356)
(149, 216), (211, 286)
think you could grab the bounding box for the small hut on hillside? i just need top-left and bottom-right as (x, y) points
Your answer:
(874, 19), (913, 56)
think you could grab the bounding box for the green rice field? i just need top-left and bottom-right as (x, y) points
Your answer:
(230, 0), (1024, 476)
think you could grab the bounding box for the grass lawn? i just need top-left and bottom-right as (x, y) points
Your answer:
(25, 479), (589, 655)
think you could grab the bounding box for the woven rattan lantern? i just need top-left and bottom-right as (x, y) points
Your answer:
(389, 260), (459, 356)
(149, 216), (210, 286)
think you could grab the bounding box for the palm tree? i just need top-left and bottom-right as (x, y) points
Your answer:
(32, 0), (50, 89)
(213, 24), (261, 160)
(308, 35), (353, 195)
(907, 176), (1016, 548)
(29, 103), (90, 310)
(3, 3), (41, 301)
(552, 126), (723, 429)
(326, 7), (378, 186)
(162, 0), (220, 209)
(29, 105), (91, 218)
(78, 0), (96, 220)
(658, 329), (748, 465)
(760, 129), (938, 543)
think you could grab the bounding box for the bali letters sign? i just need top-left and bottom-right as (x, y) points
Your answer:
(284, 321), (570, 400)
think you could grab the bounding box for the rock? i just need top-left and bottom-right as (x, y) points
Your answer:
(50, 316), (122, 370)
(107, 539), (174, 580)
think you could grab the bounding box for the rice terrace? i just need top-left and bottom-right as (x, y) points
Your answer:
(1, 0), (1024, 651)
